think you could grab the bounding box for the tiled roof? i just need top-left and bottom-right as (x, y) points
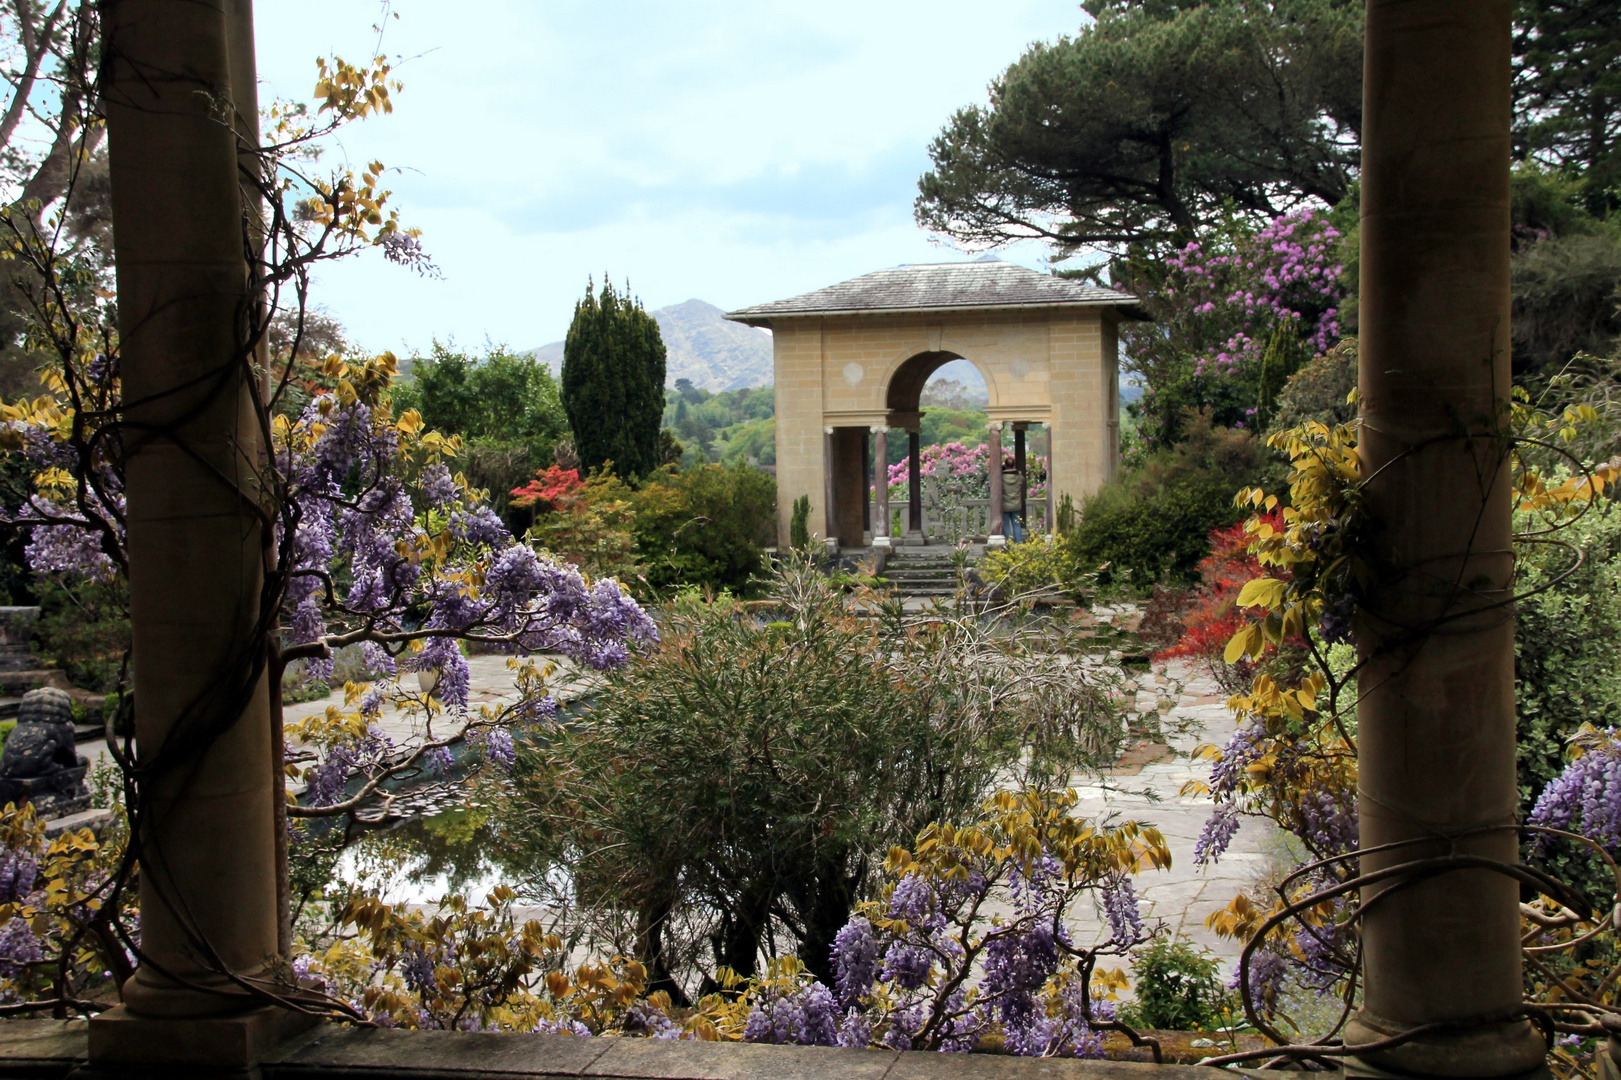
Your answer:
(725, 261), (1141, 324)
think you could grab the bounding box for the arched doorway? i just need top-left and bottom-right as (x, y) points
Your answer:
(874, 350), (1049, 546)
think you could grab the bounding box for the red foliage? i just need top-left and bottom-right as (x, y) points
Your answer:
(511, 466), (584, 511)
(1157, 513), (1286, 664)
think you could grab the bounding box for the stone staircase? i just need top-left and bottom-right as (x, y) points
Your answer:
(880, 548), (962, 600)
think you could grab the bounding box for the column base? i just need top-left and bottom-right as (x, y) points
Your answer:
(1343, 1012), (1547, 1078)
(84, 1003), (320, 1075)
(986, 535), (1007, 549)
(901, 531), (927, 546)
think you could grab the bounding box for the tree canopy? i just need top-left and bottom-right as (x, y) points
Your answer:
(397, 342), (566, 449)
(914, 0), (1363, 255)
(562, 278), (667, 477)
(1513, 0), (1621, 214)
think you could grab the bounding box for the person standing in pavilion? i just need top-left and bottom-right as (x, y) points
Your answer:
(1000, 463), (1025, 542)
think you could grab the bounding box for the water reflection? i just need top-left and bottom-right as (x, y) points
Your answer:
(332, 806), (545, 906)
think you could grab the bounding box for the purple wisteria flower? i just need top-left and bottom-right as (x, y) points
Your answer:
(1193, 804), (1241, 866)
(1531, 731), (1621, 851)
(1100, 877), (1143, 944)
(831, 916), (879, 1007)
(742, 980), (839, 1046)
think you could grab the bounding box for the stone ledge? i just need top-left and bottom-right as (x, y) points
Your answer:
(0, 1021), (1233, 1080)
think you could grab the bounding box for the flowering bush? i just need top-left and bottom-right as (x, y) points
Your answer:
(883, 442), (1048, 506)
(1156, 514), (1286, 692)
(510, 465), (584, 512)
(1122, 209), (1347, 447)
(0, 802), (136, 1013)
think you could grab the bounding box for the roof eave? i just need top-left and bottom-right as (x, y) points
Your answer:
(724, 298), (1148, 327)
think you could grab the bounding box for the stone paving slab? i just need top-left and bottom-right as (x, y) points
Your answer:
(0, 1020), (1239, 1079)
(1064, 665), (1272, 970)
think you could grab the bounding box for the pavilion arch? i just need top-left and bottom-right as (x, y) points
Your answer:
(725, 260), (1144, 549)
(882, 349), (997, 416)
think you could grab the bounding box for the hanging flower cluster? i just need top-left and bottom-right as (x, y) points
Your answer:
(1531, 724), (1621, 851)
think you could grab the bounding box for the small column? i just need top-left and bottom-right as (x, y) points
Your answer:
(987, 422), (1003, 540)
(871, 426), (889, 543)
(1013, 423), (1028, 529)
(908, 429), (924, 540)
(1044, 424), (1055, 533)
(823, 427), (836, 542)
(860, 433), (870, 535)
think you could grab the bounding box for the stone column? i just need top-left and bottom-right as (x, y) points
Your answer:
(823, 427), (836, 542)
(100, 0), (281, 1022)
(907, 429), (923, 538)
(1013, 423), (1028, 528)
(871, 426), (889, 542)
(1346, 2), (1543, 1076)
(860, 432), (870, 536)
(1044, 425), (1055, 533)
(986, 422), (1003, 539)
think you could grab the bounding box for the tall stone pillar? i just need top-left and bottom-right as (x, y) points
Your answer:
(986, 422), (1003, 539)
(1346, 2), (1543, 1075)
(101, 0), (278, 1013)
(91, 0), (313, 1070)
(872, 427), (888, 541)
(907, 430), (923, 539)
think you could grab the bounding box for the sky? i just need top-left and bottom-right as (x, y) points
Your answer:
(251, 1), (1089, 357)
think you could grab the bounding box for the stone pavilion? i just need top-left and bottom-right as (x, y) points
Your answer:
(726, 261), (1143, 548)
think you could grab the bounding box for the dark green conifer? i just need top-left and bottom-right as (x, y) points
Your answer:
(561, 277), (667, 477)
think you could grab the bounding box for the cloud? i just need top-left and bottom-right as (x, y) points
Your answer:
(251, 0), (1086, 354)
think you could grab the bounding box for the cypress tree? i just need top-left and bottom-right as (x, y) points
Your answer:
(561, 277), (667, 477)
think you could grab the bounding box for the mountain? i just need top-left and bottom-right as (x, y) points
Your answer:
(528, 299), (774, 392)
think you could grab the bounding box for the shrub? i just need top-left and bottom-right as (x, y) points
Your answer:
(1515, 499), (1621, 808)
(1514, 498), (1621, 905)
(526, 470), (642, 585)
(1122, 939), (1227, 1031)
(31, 577), (128, 693)
(790, 494), (811, 549)
(503, 558), (1125, 999)
(1067, 413), (1276, 586)
(394, 342), (568, 521)
(632, 463), (776, 596)
(1268, 338), (1358, 433)
(1155, 515), (1283, 693)
(978, 533), (1083, 598)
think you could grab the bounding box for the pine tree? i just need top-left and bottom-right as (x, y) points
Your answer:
(561, 277), (668, 477)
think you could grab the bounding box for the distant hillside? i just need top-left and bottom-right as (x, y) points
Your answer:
(529, 299), (773, 392)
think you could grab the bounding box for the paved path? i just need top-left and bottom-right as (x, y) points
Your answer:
(1069, 661), (1273, 970)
